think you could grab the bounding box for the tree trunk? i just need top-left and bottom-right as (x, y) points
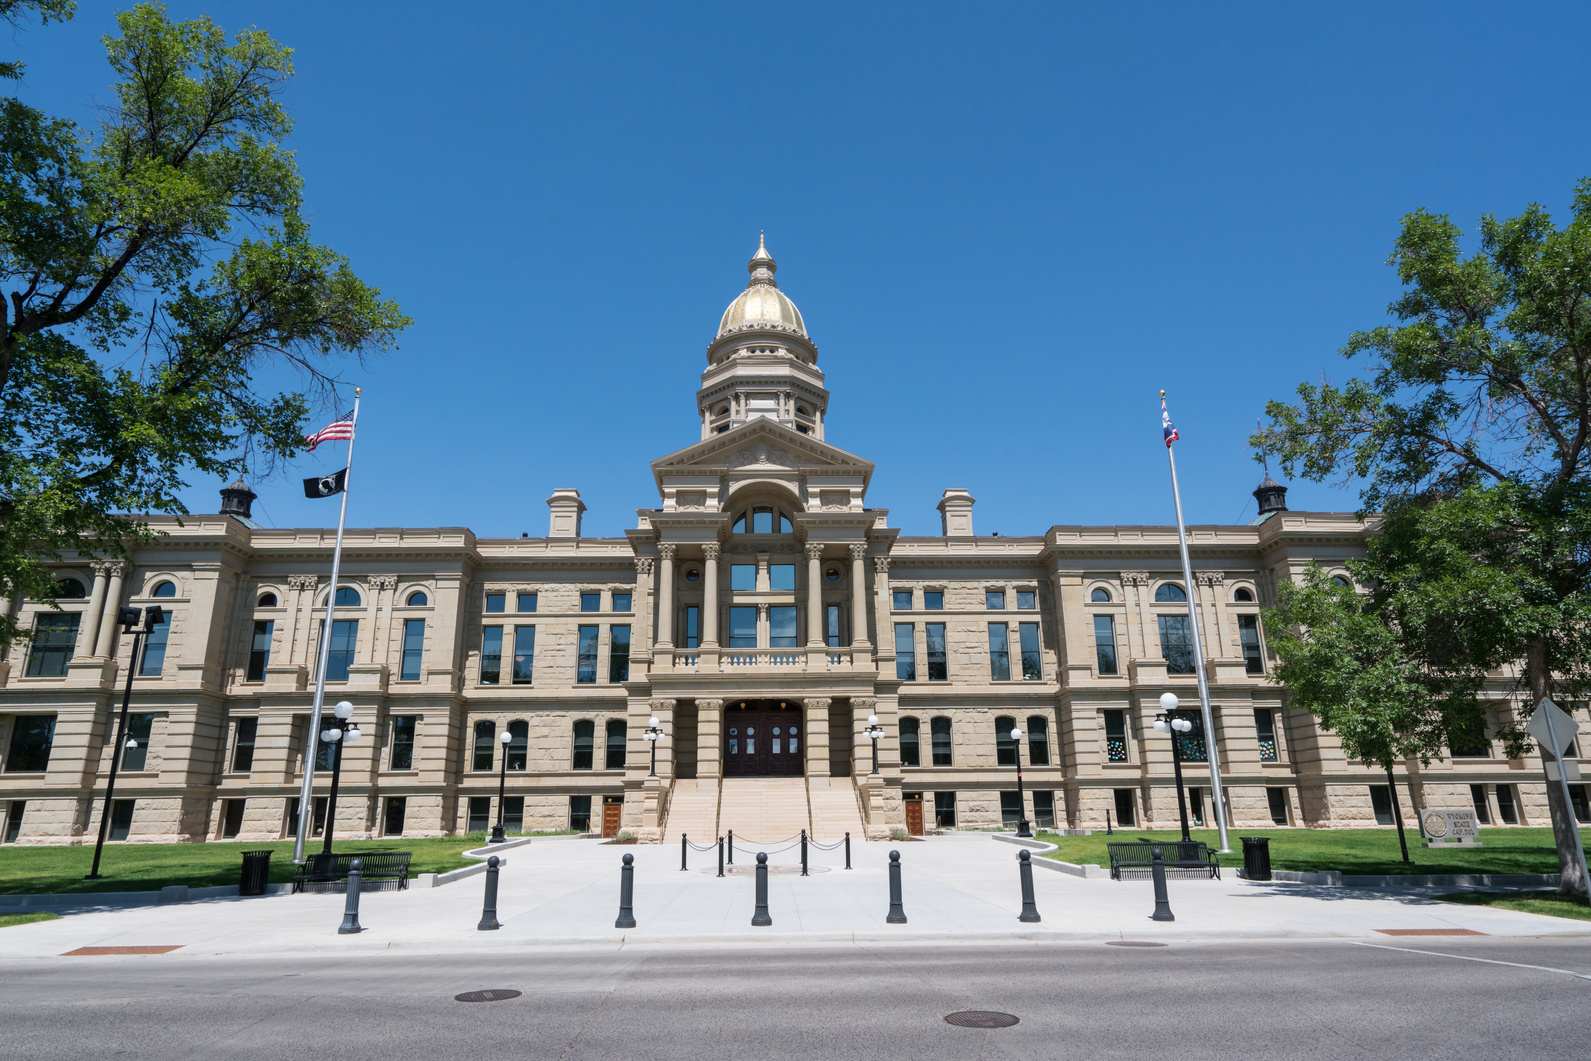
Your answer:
(1528, 638), (1588, 896)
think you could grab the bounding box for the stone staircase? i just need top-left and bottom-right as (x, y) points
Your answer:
(662, 778), (721, 846)
(806, 776), (866, 841)
(662, 775), (867, 845)
(716, 777), (812, 844)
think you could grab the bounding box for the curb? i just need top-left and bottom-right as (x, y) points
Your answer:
(991, 833), (1108, 878)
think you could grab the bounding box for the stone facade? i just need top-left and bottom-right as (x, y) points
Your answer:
(1, 241), (1587, 846)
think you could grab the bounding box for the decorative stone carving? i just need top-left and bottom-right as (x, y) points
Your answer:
(370, 575), (399, 591)
(649, 698), (676, 714)
(1120, 571), (1150, 587)
(676, 492), (707, 510)
(1197, 572), (1223, 588)
(634, 557), (654, 575)
(703, 543), (721, 562)
(659, 543), (677, 561)
(805, 543), (824, 561)
(287, 575), (317, 592)
(91, 560), (124, 578)
(873, 556), (890, 574)
(849, 543), (867, 561)
(853, 697), (877, 713)
(803, 697), (832, 711)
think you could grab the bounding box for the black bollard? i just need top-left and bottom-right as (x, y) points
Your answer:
(886, 850), (907, 924)
(800, 829), (809, 877)
(338, 858), (364, 935)
(1106, 810), (1114, 835)
(1150, 847), (1175, 922)
(477, 854), (502, 930)
(728, 829), (734, 865)
(681, 833), (688, 872)
(844, 831), (851, 870)
(1017, 849), (1041, 923)
(615, 852), (637, 929)
(751, 852), (772, 926)
(717, 835), (725, 878)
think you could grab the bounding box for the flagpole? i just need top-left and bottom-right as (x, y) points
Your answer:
(292, 388), (362, 864)
(1161, 389), (1231, 853)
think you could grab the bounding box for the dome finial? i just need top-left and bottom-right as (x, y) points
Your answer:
(747, 233), (777, 285)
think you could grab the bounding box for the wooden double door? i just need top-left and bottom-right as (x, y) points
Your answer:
(723, 699), (804, 777)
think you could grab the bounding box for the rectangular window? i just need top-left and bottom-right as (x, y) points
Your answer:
(467, 796), (492, 834)
(570, 795), (592, 832)
(1238, 614), (1264, 675)
(609, 625), (631, 682)
(1017, 590), (1037, 610)
(1019, 622), (1041, 680)
(1449, 724), (1490, 758)
(899, 717), (920, 766)
(472, 723), (496, 772)
(1113, 789), (1136, 827)
(480, 626), (503, 685)
(987, 624), (1011, 681)
(924, 591), (943, 610)
(986, 590), (1006, 610)
(1255, 708), (1279, 761)
(573, 720), (595, 770)
(324, 619), (357, 682)
(222, 799), (245, 839)
(768, 607), (797, 648)
(121, 713), (154, 770)
(925, 623), (947, 681)
(1469, 783), (1491, 824)
(769, 564), (795, 592)
(606, 719), (627, 770)
(390, 716), (416, 770)
(931, 717), (953, 766)
(580, 592), (600, 612)
(1158, 614), (1194, 675)
(485, 593), (505, 613)
(26, 614), (80, 677)
(892, 590), (912, 611)
(512, 626), (535, 684)
(4, 802), (26, 843)
(612, 592), (632, 612)
(384, 796), (406, 836)
(247, 620), (273, 681)
(6, 716), (56, 772)
(1033, 790), (1056, 830)
(1369, 785), (1394, 825)
(315, 729), (336, 771)
(507, 721), (528, 771)
(894, 623), (916, 681)
(1569, 784), (1590, 823)
(232, 717), (258, 773)
(729, 607), (757, 649)
(503, 795), (525, 833)
(139, 610), (170, 676)
(109, 799), (135, 841)
(401, 619), (425, 681)
(517, 592), (537, 613)
(1000, 791), (1023, 827)
(1028, 716), (1050, 765)
(1094, 615), (1118, 676)
(934, 791), (956, 827)
(683, 605), (700, 649)
(997, 720), (1018, 766)
(1104, 710), (1128, 762)
(1266, 788), (1289, 825)
(287, 796), (327, 838)
(1175, 714), (1208, 762)
(826, 604), (842, 647)
(1496, 784), (1519, 824)
(730, 565), (756, 592)
(577, 625), (599, 683)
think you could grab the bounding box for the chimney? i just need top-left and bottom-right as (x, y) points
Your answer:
(547, 489), (586, 537)
(937, 489), (976, 537)
(219, 477), (257, 522)
(1253, 476), (1288, 518)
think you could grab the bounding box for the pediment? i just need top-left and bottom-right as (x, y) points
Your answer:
(651, 420), (874, 479)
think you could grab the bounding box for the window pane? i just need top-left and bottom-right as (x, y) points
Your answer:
(517, 592), (537, 613)
(931, 717), (953, 766)
(139, 611), (170, 676)
(6, 716), (56, 772)
(384, 796), (407, 835)
(996, 716), (1017, 766)
(769, 565), (795, 592)
(485, 593), (505, 613)
(232, 717), (258, 773)
(1017, 590), (1036, 610)
(924, 591), (943, 610)
(1104, 710), (1128, 762)
(729, 607), (757, 648)
(473, 721), (496, 771)
(605, 719), (626, 770)
(1154, 583), (1186, 603)
(247, 620), (273, 682)
(573, 720), (594, 770)
(581, 593), (600, 612)
(569, 794), (592, 831)
(467, 796), (491, 833)
(334, 587), (361, 607)
(894, 623), (915, 681)
(925, 623), (947, 681)
(892, 590), (912, 611)
(1091, 587), (1111, 602)
(1028, 716), (1050, 765)
(1238, 614), (1264, 674)
(768, 607), (797, 648)
(987, 624), (1010, 681)
(1094, 615), (1118, 675)
(512, 626), (535, 684)
(1254, 708), (1278, 762)
(577, 626), (599, 683)
(986, 590), (1005, 610)
(406, 591), (428, 606)
(402, 619), (425, 681)
(934, 791), (956, 826)
(1158, 614), (1194, 674)
(507, 720), (528, 771)
(391, 716), (416, 770)
(731, 565), (756, 592)
(1019, 622), (1041, 680)
(1176, 715), (1208, 762)
(825, 604), (842, 647)
(326, 619), (357, 682)
(609, 626), (631, 682)
(1033, 790), (1055, 830)
(480, 626), (503, 685)
(683, 605), (700, 648)
(752, 508), (772, 533)
(612, 593), (632, 612)
(121, 713), (154, 770)
(899, 717), (920, 766)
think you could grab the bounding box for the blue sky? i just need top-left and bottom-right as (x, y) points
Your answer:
(11, 2), (1591, 537)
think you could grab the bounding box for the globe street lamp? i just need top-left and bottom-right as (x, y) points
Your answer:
(490, 728), (513, 844)
(643, 716), (665, 777)
(863, 714), (885, 775)
(85, 605), (165, 880)
(319, 700), (361, 857)
(1009, 726), (1032, 838)
(1154, 691), (1194, 843)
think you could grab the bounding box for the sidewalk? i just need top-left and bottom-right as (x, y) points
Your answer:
(1, 834), (1585, 959)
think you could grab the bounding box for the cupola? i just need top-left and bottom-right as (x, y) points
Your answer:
(1253, 475), (1288, 517)
(219, 477), (257, 522)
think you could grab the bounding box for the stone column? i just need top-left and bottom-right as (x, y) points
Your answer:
(804, 697), (831, 778)
(655, 544), (676, 650)
(1121, 571), (1149, 660)
(805, 543), (824, 646)
(873, 556), (893, 663)
(77, 563), (111, 659)
(92, 563), (127, 659)
(849, 544), (871, 649)
(633, 556), (654, 660)
(285, 575), (318, 665)
(701, 544), (720, 646)
(365, 575), (398, 664)
(697, 698), (724, 780)
(0, 589), (18, 685)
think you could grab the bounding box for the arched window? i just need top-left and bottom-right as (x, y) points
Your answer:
(605, 719), (627, 770)
(734, 506), (793, 534)
(471, 721), (495, 772)
(151, 580), (176, 598)
(1154, 583), (1186, 603)
(995, 715), (1018, 766)
(407, 591), (428, 607)
(257, 592), (278, 608)
(1331, 575), (1352, 588)
(931, 716), (953, 766)
(1090, 587), (1111, 602)
(55, 578), (87, 599)
(1027, 715), (1051, 766)
(899, 716), (920, 767)
(572, 719), (595, 770)
(1233, 587), (1254, 602)
(506, 720), (528, 771)
(334, 587), (361, 607)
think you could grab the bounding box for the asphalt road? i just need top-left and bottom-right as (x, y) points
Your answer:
(2, 938), (1588, 1060)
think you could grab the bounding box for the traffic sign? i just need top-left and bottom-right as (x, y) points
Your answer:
(1526, 698), (1580, 758)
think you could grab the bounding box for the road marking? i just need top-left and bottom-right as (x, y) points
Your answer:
(1352, 941), (1591, 981)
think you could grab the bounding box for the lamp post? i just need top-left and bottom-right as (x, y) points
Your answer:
(85, 605), (164, 880)
(863, 714), (885, 775)
(643, 716), (665, 777)
(1154, 691), (1194, 843)
(490, 728), (513, 844)
(319, 700), (361, 857)
(1009, 727), (1032, 838)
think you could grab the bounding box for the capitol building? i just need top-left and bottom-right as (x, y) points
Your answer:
(0, 240), (1579, 847)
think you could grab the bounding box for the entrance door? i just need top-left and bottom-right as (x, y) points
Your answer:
(602, 796), (623, 838)
(723, 700), (804, 777)
(904, 794), (924, 836)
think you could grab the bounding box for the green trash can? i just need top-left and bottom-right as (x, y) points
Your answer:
(1239, 836), (1272, 881)
(239, 849), (273, 896)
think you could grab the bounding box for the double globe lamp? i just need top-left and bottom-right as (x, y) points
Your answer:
(1153, 691), (1194, 843)
(318, 700), (361, 853)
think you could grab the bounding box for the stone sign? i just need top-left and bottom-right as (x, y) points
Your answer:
(1417, 807), (1482, 847)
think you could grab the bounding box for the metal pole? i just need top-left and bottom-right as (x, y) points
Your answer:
(649, 734), (658, 777)
(1163, 417), (1231, 853)
(1014, 737), (1031, 838)
(1386, 763), (1412, 864)
(320, 730), (344, 857)
(717, 835), (724, 878)
(870, 735), (878, 775)
(886, 850), (907, 923)
(727, 829), (733, 865)
(86, 628), (144, 880)
(294, 391), (363, 864)
(800, 829), (808, 876)
(1541, 702), (1591, 901)
(615, 853), (637, 929)
(1170, 712), (1191, 843)
(1017, 849), (1041, 923)
(844, 831), (851, 870)
(490, 739), (508, 844)
(1106, 809), (1113, 835)
(1150, 847), (1174, 921)
(338, 858), (364, 934)
(477, 855), (501, 930)
(681, 833), (688, 871)
(751, 852), (772, 926)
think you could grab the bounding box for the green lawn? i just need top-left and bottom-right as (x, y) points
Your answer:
(0, 912), (63, 929)
(1435, 890), (1591, 921)
(1035, 826), (1590, 877)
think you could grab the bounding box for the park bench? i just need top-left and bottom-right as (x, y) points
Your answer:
(291, 851), (413, 893)
(1106, 841), (1220, 881)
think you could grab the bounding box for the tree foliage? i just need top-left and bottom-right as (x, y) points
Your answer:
(0, 3), (409, 647)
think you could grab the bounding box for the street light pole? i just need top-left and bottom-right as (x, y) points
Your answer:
(320, 701), (360, 858)
(644, 716), (664, 777)
(1010, 727), (1032, 838)
(863, 714), (885, 775)
(1155, 692), (1193, 843)
(86, 606), (162, 880)
(490, 728), (512, 844)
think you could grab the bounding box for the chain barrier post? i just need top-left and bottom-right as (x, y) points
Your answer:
(338, 858), (364, 934)
(1150, 847), (1175, 922)
(844, 831), (851, 870)
(615, 852), (638, 929)
(717, 835), (725, 878)
(886, 849), (907, 924)
(681, 833), (688, 872)
(728, 830), (734, 865)
(800, 829), (809, 877)
(1017, 849), (1041, 923)
(751, 852), (772, 926)
(1106, 810), (1113, 835)
(477, 854), (502, 930)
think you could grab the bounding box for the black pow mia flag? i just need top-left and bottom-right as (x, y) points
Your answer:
(303, 468), (347, 498)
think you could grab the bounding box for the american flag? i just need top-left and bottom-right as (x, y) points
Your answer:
(1160, 392), (1179, 448)
(304, 412), (355, 453)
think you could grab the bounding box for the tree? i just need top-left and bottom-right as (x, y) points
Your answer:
(0, 3), (409, 649)
(1256, 181), (1591, 894)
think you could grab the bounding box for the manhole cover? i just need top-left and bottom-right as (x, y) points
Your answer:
(1105, 940), (1168, 948)
(453, 989), (523, 1003)
(943, 1011), (1019, 1029)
